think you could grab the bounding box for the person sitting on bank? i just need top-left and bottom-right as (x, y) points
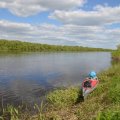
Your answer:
(84, 71), (98, 88)
(87, 71), (98, 80)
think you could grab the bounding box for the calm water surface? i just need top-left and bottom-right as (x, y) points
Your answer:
(0, 52), (111, 106)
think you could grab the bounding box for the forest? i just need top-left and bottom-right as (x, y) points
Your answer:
(0, 39), (111, 52)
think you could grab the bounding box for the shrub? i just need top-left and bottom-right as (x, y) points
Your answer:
(47, 87), (81, 108)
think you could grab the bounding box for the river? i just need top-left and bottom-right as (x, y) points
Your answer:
(0, 52), (111, 106)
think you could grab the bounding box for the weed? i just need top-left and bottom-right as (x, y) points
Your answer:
(47, 87), (81, 108)
(0, 105), (19, 120)
(34, 101), (46, 120)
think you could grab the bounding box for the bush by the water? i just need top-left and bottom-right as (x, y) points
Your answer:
(47, 87), (81, 108)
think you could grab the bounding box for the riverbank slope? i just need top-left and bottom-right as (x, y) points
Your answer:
(37, 48), (120, 120)
(42, 57), (120, 120)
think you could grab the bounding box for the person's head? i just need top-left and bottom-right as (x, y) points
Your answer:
(89, 71), (96, 78)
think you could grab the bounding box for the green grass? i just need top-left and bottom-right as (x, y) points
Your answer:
(112, 45), (120, 62)
(47, 87), (82, 108)
(96, 104), (120, 120)
(0, 105), (19, 120)
(108, 77), (120, 104)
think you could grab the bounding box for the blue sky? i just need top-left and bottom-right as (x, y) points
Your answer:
(0, 0), (120, 49)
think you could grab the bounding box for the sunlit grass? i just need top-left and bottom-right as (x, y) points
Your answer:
(47, 87), (82, 108)
(96, 104), (120, 120)
(0, 105), (19, 120)
(112, 50), (120, 62)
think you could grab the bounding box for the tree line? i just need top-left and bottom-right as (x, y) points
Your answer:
(0, 39), (111, 52)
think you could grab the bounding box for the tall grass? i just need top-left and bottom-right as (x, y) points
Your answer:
(33, 101), (46, 120)
(96, 104), (120, 120)
(47, 87), (82, 108)
(112, 44), (120, 61)
(0, 105), (19, 120)
(95, 49), (120, 120)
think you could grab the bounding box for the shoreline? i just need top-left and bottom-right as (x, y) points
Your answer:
(0, 50), (120, 120)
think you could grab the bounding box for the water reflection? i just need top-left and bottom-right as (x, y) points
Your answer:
(0, 52), (111, 106)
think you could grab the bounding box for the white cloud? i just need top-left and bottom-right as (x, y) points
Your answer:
(0, 0), (85, 17)
(50, 5), (120, 26)
(0, 20), (120, 49)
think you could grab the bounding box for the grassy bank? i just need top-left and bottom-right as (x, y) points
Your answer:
(44, 62), (120, 120)
(0, 47), (120, 120)
(42, 48), (120, 120)
(0, 40), (111, 52)
(112, 51), (120, 62)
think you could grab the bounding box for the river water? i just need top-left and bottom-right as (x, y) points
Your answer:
(0, 52), (111, 106)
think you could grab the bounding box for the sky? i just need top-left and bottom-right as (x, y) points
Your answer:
(0, 0), (120, 49)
